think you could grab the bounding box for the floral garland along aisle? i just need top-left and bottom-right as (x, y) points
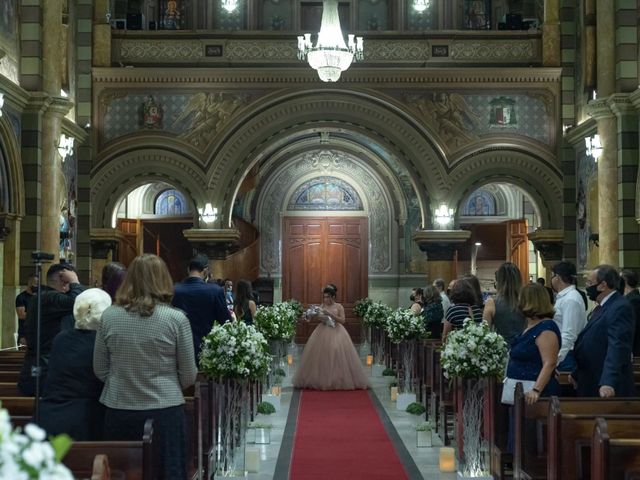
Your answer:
(200, 321), (271, 477)
(440, 319), (508, 478)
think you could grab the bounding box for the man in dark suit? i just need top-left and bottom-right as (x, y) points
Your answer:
(621, 269), (640, 357)
(570, 265), (635, 397)
(18, 263), (85, 396)
(173, 254), (231, 358)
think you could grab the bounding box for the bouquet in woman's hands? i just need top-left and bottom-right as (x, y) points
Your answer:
(305, 305), (335, 328)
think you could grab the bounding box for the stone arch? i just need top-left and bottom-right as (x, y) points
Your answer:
(255, 149), (400, 276)
(90, 148), (208, 228)
(0, 113), (25, 216)
(203, 88), (447, 228)
(447, 147), (562, 229)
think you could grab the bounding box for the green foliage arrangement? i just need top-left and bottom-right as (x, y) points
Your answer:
(257, 402), (276, 415)
(386, 308), (428, 343)
(254, 301), (299, 340)
(354, 297), (373, 318)
(406, 402), (427, 416)
(415, 421), (434, 432)
(274, 367), (287, 377)
(382, 368), (396, 376)
(363, 301), (393, 329)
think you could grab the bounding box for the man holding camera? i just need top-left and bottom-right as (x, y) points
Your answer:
(18, 263), (85, 396)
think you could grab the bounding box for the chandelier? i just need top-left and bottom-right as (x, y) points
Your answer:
(297, 0), (363, 82)
(221, 0), (238, 13)
(413, 0), (431, 13)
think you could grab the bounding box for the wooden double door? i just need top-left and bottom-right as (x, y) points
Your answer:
(282, 217), (368, 343)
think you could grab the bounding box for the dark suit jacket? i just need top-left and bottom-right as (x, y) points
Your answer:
(172, 277), (231, 357)
(18, 283), (85, 395)
(572, 291), (635, 397)
(627, 289), (640, 356)
(38, 329), (105, 440)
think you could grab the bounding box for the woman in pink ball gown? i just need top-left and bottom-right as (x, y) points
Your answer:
(293, 284), (369, 390)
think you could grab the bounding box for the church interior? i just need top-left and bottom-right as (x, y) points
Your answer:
(0, 0), (639, 478)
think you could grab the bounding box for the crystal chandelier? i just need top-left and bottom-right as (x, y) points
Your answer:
(297, 0), (363, 82)
(221, 0), (238, 13)
(413, 0), (430, 13)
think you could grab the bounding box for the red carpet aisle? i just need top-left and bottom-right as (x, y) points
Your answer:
(290, 390), (409, 479)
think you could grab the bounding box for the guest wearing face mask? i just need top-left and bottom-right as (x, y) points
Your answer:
(569, 265), (635, 397)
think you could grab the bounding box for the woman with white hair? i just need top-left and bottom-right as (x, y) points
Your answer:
(38, 288), (112, 440)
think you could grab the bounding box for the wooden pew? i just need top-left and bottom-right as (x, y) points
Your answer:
(0, 382), (21, 396)
(0, 370), (20, 382)
(488, 378), (512, 480)
(513, 382), (640, 480)
(0, 396), (34, 416)
(547, 396), (640, 480)
(591, 417), (640, 480)
(63, 419), (155, 480)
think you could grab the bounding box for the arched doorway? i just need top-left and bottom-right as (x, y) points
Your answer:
(457, 182), (542, 295)
(113, 182), (194, 282)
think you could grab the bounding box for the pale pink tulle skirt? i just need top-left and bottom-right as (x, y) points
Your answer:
(292, 322), (370, 391)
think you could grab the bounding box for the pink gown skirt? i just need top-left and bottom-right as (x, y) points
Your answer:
(292, 322), (369, 390)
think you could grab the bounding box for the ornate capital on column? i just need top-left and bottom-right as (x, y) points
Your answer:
(412, 230), (471, 261)
(528, 229), (564, 263)
(182, 228), (241, 260)
(587, 98), (615, 120)
(90, 228), (125, 259)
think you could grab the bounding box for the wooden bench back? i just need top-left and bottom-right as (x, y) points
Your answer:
(548, 396), (640, 480)
(592, 417), (640, 480)
(0, 396), (34, 416)
(0, 370), (21, 382)
(63, 419), (154, 480)
(0, 382), (21, 396)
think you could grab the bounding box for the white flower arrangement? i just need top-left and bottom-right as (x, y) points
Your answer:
(440, 318), (508, 380)
(362, 301), (393, 329)
(254, 301), (300, 340)
(0, 409), (74, 479)
(353, 297), (373, 318)
(199, 321), (272, 379)
(386, 308), (427, 343)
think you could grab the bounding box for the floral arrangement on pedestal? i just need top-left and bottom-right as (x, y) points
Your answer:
(387, 308), (427, 395)
(354, 297), (374, 353)
(354, 297), (373, 318)
(254, 301), (300, 342)
(440, 319), (508, 479)
(0, 408), (74, 479)
(363, 301), (392, 365)
(199, 321), (271, 478)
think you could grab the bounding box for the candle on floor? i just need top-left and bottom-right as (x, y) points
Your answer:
(271, 385), (281, 396)
(439, 447), (456, 472)
(287, 354), (293, 365)
(366, 354), (373, 366)
(390, 386), (398, 401)
(246, 447), (260, 473)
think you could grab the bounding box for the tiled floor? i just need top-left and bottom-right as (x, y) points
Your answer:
(244, 346), (460, 480)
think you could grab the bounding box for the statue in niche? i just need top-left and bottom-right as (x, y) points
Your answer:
(173, 93), (248, 148)
(411, 92), (480, 149)
(163, 0), (181, 29)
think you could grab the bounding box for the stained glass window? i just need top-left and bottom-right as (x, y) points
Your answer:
(155, 189), (188, 215)
(462, 189), (497, 216)
(288, 176), (363, 211)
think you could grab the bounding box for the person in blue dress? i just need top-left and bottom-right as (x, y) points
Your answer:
(507, 282), (561, 404)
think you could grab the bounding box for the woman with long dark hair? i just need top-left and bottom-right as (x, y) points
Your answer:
(484, 262), (526, 346)
(233, 279), (256, 324)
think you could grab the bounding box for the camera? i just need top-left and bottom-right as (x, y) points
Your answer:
(31, 251), (54, 262)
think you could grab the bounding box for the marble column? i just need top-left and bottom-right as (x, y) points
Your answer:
(93, 0), (112, 67)
(412, 230), (471, 284)
(588, 99), (618, 266)
(542, 0), (561, 67)
(596, 0), (615, 97)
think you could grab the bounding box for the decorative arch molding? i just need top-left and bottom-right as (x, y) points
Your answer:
(447, 150), (562, 228)
(256, 149), (398, 276)
(90, 149), (207, 228)
(202, 89), (448, 227)
(246, 132), (413, 227)
(0, 114), (25, 216)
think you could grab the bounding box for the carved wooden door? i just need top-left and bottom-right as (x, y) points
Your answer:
(506, 219), (529, 284)
(282, 217), (368, 343)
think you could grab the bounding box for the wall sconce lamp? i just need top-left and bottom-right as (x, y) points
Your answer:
(221, 0), (239, 12)
(434, 204), (454, 227)
(0, 92), (4, 117)
(57, 134), (75, 161)
(585, 135), (602, 160)
(198, 203), (218, 224)
(413, 0), (430, 13)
